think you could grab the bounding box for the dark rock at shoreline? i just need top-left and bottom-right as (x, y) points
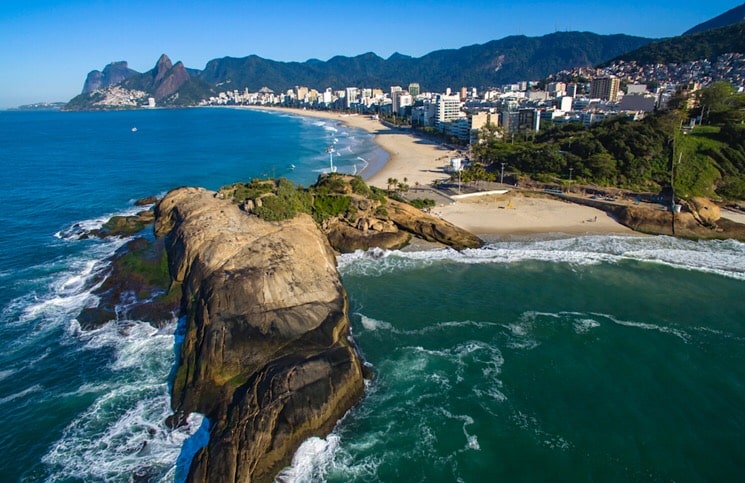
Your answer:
(76, 237), (180, 330)
(323, 196), (482, 252)
(558, 192), (745, 240)
(135, 195), (159, 206)
(326, 220), (412, 252)
(614, 204), (744, 239)
(156, 187), (365, 482)
(386, 199), (483, 250)
(78, 210), (156, 239)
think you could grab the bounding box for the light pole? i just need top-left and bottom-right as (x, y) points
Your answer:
(568, 167), (573, 193)
(500, 163), (505, 185)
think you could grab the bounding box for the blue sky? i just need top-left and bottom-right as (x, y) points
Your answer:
(0, 0), (742, 108)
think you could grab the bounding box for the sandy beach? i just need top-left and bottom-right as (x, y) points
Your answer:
(244, 106), (635, 237)
(433, 192), (634, 236)
(245, 106), (458, 186)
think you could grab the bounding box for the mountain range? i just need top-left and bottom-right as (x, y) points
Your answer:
(683, 2), (745, 35)
(65, 32), (654, 109)
(65, 4), (745, 110)
(608, 20), (745, 66)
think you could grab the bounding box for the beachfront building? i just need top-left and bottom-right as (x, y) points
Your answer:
(391, 89), (413, 115)
(547, 81), (567, 96)
(434, 93), (463, 130)
(295, 86), (309, 103)
(411, 100), (437, 127)
(345, 87), (360, 109)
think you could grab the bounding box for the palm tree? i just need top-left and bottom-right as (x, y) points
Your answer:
(387, 177), (398, 195)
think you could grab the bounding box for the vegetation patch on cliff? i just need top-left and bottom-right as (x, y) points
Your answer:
(218, 174), (482, 252)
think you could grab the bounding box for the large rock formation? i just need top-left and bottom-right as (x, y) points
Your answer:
(324, 198), (482, 252)
(685, 196), (721, 227)
(82, 61), (138, 93)
(151, 56), (191, 101)
(156, 187), (365, 482)
(386, 199), (483, 250)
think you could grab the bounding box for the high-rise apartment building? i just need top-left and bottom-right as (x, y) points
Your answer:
(345, 87), (359, 108)
(407, 83), (420, 97)
(295, 86), (309, 103)
(434, 93), (462, 129)
(590, 76), (620, 101)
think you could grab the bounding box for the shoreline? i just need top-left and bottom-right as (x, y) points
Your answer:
(243, 106), (458, 187)
(243, 105), (637, 238)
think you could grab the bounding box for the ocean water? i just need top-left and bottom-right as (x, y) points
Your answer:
(1, 109), (744, 482)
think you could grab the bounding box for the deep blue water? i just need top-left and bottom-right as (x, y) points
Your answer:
(1, 109), (744, 482)
(0, 108), (382, 481)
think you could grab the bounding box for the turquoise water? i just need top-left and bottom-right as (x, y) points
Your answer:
(1, 109), (744, 482)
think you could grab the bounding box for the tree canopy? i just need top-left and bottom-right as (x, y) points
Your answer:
(470, 83), (745, 199)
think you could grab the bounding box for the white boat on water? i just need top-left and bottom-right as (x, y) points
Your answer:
(131, 127), (138, 132)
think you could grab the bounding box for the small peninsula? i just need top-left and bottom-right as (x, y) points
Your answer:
(76, 175), (482, 481)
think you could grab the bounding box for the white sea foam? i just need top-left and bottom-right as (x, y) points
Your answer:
(55, 204), (145, 240)
(515, 310), (690, 343)
(511, 410), (573, 451)
(43, 390), (204, 482)
(596, 312), (690, 342)
(16, 223), (194, 482)
(0, 369), (17, 383)
(276, 434), (341, 482)
(574, 318), (601, 334)
(0, 384), (43, 405)
(404, 340), (506, 401)
(338, 235), (745, 280)
(42, 315), (198, 481)
(359, 314), (393, 331)
(10, 239), (123, 336)
(436, 408), (481, 452)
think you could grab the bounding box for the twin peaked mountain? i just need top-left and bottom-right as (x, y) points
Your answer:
(66, 54), (208, 109)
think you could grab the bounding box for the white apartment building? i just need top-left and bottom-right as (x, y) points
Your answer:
(345, 87), (359, 108)
(558, 96), (573, 112)
(434, 93), (462, 130)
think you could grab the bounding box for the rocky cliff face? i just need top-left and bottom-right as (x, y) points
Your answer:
(386, 199), (483, 250)
(155, 187), (365, 482)
(324, 196), (483, 252)
(152, 57), (190, 100)
(82, 61), (138, 93)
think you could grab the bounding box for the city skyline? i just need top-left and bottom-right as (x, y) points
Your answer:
(1, 0), (742, 109)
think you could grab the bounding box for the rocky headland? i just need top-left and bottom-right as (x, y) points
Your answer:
(150, 186), (367, 481)
(67, 176), (471, 481)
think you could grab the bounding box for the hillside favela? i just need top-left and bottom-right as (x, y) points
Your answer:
(2, 2), (745, 482)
